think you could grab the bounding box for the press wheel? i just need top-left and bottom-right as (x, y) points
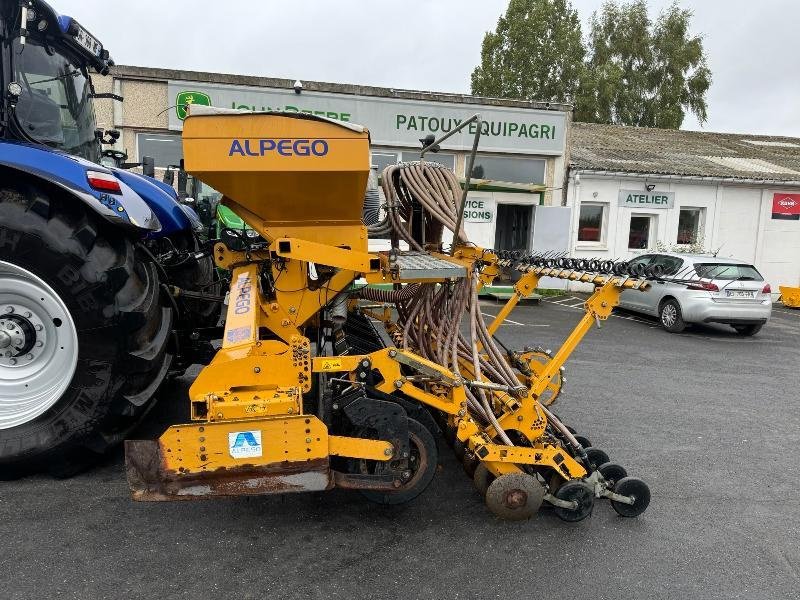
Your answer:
(553, 480), (594, 522)
(485, 473), (545, 520)
(574, 435), (592, 448)
(585, 447), (610, 470)
(597, 462), (627, 489)
(610, 477), (651, 517)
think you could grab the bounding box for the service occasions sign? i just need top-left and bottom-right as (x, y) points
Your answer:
(167, 81), (566, 155)
(463, 197), (495, 223)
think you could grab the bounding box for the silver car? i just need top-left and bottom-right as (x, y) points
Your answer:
(618, 252), (772, 335)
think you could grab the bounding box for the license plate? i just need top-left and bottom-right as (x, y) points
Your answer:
(73, 26), (102, 57)
(725, 290), (755, 298)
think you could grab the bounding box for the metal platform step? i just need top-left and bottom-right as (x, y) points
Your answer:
(393, 251), (466, 280)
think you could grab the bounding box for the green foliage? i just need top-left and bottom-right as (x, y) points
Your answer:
(472, 0), (712, 129)
(577, 1), (711, 128)
(471, 0), (585, 104)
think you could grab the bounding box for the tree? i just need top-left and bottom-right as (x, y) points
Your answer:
(471, 0), (585, 104)
(576, 1), (711, 128)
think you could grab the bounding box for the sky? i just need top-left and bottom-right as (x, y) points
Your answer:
(55, 0), (800, 137)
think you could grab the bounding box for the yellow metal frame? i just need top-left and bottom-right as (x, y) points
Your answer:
(142, 110), (654, 492)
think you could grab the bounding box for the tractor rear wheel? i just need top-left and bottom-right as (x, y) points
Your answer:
(0, 183), (173, 477)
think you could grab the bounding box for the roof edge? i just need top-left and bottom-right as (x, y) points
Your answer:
(569, 167), (800, 187)
(112, 65), (573, 113)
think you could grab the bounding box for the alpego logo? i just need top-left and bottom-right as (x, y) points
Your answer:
(228, 138), (329, 157)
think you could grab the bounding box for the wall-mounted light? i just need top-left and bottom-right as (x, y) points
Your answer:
(645, 184), (656, 192)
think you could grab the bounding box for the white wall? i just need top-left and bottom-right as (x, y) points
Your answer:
(566, 173), (800, 291)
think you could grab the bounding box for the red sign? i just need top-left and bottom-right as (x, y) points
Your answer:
(772, 193), (800, 220)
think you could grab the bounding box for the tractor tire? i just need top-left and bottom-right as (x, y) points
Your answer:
(0, 182), (173, 477)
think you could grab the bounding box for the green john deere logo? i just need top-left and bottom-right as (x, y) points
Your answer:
(176, 90), (211, 120)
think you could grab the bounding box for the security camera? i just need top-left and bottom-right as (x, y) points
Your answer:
(646, 184), (656, 192)
(294, 80), (303, 94)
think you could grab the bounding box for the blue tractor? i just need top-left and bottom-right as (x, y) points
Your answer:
(0, 1), (220, 476)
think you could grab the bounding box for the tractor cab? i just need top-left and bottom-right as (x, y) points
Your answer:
(0, 1), (116, 163)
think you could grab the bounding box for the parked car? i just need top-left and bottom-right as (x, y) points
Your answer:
(618, 253), (772, 335)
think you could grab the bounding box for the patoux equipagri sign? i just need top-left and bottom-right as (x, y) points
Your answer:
(168, 81), (566, 156)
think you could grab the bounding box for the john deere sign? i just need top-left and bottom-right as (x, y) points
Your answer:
(175, 90), (211, 120)
(167, 80), (566, 155)
(618, 190), (675, 209)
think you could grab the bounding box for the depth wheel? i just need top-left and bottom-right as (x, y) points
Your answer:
(597, 462), (627, 489)
(611, 477), (651, 517)
(585, 447), (610, 469)
(358, 418), (438, 506)
(553, 481), (594, 522)
(485, 472), (545, 520)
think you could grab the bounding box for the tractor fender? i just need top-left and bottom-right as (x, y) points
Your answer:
(112, 169), (201, 237)
(0, 141), (160, 233)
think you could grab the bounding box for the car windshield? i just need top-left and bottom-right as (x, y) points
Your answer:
(12, 37), (100, 162)
(694, 262), (764, 281)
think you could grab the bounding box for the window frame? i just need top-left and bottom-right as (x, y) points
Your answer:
(627, 213), (656, 250)
(576, 201), (608, 246)
(470, 154), (546, 184)
(676, 206), (705, 245)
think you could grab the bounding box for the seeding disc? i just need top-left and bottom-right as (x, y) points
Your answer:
(485, 472), (545, 520)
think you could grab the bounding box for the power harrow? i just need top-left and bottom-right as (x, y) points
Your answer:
(126, 108), (651, 521)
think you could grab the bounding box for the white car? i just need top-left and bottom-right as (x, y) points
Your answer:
(618, 252), (772, 335)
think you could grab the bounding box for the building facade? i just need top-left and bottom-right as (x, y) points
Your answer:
(94, 65), (572, 253)
(566, 124), (800, 290)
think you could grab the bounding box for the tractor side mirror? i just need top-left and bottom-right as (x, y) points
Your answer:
(177, 169), (188, 199)
(142, 156), (155, 178)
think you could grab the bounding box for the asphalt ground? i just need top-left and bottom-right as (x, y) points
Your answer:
(2, 298), (799, 599)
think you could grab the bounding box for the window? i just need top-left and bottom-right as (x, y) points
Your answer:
(627, 255), (655, 270)
(694, 263), (763, 281)
(372, 150), (456, 173)
(371, 151), (399, 174)
(628, 215), (654, 249)
(577, 203), (605, 242)
(402, 151), (455, 170)
(470, 155), (545, 184)
(677, 208), (704, 244)
(652, 254), (684, 276)
(137, 133), (183, 168)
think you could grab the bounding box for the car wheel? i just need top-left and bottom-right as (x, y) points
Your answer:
(733, 324), (762, 336)
(659, 299), (686, 333)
